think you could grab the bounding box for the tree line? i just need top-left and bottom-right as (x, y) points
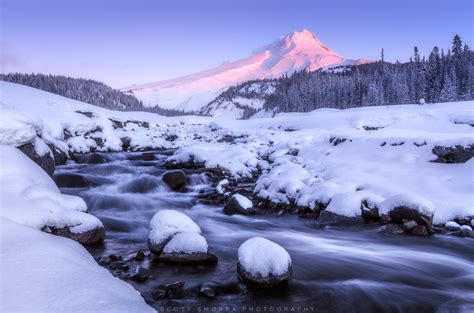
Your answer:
(263, 35), (473, 113)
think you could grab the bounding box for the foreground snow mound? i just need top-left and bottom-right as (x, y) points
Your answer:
(0, 145), (104, 244)
(0, 218), (154, 313)
(237, 237), (292, 287)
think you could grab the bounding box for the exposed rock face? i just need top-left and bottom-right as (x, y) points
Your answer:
(43, 225), (105, 246)
(18, 141), (55, 177)
(412, 225), (429, 236)
(120, 137), (131, 151)
(432, 145), (474, 163)
(224, 194), (255, 215)
(162, 170), (187, 191)
(387, 206), (434, 229)
(47, 144), (69, 165)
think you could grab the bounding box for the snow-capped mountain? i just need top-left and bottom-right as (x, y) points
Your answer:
(122, 29), (368, 112)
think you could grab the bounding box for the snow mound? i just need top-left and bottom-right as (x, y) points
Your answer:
(163, 232), (208, 254)
(148, 210), (201, 247)
(232, 194), (253, 210)
(379, 194), (436, 216)
(238, 237), (291, 277)
(0, 218), (153, 313)
(0, 145), (102, 234)
(167, 143), (264, 178)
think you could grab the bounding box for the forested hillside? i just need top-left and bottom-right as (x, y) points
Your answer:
(263, 35), (473, 113)
(0, 73), (145, 111)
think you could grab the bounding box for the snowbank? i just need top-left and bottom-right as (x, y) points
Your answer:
(0, 145), (103, 235)
(0, 218), (154, 313)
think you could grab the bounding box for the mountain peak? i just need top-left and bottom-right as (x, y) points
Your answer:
(284, 29), (335, 54)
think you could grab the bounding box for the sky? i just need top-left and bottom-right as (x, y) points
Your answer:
(1, 0), (472, 88)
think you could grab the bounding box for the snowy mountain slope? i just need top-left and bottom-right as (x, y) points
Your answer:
(122, 29), (368, 112)
(199, 80), (277, 119)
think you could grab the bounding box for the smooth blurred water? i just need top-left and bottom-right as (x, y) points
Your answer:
(58, 151), (474, 313)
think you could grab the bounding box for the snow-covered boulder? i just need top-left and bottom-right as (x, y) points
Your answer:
(445, 221), (461, 231)
(0, 219), (154, 313)
(148, 210), (217, 265)
(162, 170), (187, 191)
(0, 145), (104, 245)
(237, 237), (292, 288)
(379, 194), (435, 235)
(224, 194), (255, 215)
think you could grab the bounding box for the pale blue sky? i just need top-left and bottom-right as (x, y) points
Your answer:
(1, 0), (472, 87)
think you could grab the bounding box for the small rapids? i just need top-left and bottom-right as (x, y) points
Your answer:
(58, 151), (474, 313)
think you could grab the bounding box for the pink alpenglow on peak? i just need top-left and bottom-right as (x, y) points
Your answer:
(122, 29), (368, 112)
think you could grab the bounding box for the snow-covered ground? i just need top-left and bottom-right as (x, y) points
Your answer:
(1, 81), (473, 310)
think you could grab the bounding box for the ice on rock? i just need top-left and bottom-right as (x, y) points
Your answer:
(233, 194), (253, 210)
(238, 237), (291, 278)
(445, 221), (461, 231)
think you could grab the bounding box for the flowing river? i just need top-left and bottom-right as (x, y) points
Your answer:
(57, 151), (474, 313)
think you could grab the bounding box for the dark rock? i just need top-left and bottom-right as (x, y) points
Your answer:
(134, 251), (145, 261)
(18, 141), (55, 177)
(98, 256), (112, 266)
(165, 281), (185, 293)
(109, 119), (125, 129)
(377, 223), (405, 235)
(412, 225), (429, 236)
(388, 206), (433, 228)
(361, 202), (379, 222)
(47, 144), (68, 165)
(130, 267), (149, 282)
(162, 170), (187, 191)
(199, 281), (218, 298)
(158, 252), (218, 266)
(223, 195), (255, 215)
(166, 134), (178, 141)
(53, 173), (94, 188)
(43, 225), (104, 245)
(329, 137), (347, 146)
(120, 137), (132, 151)
(432, 145), (474, 163)
(237, 263), (291, 289)
(152, 288), (167, 300)
(379, 213), (392, 224)
(402, 220), (418, 232)
(109, 254), (122, 261)
(76, 111), (95, 118)
(109, 260), (126, 270)
(63, 129), (73, 140)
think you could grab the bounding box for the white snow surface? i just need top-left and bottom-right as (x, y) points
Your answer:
(1, 81), (473, 225)
(148, 210), (202, 246)
(163, 232), (208, 254)
(238, 237), (292, 277)
(232, 194), (253, 210)
(0, 145), (103, 233)
(0, 218), (154, 313)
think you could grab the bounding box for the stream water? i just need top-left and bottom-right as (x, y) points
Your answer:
(58, 151), (474, 313)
